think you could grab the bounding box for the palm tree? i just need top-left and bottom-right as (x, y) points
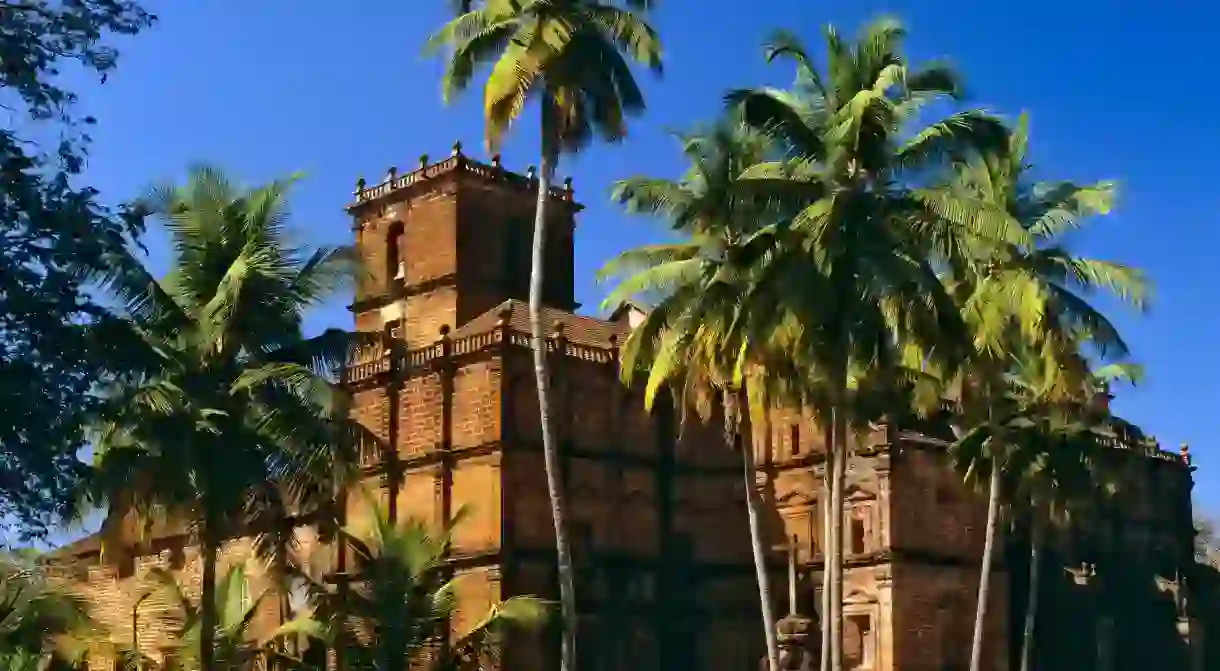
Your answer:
(86, 166), (364, 671)
(725, 18), (1016, 670)
(602, 120), (786, 671)
(932, 113), (1147, 671)
(426, 4), (662, 667)
(0, 552), (98, 670)
(282, 500), (548, 671)
(985, 352), (1136, 671)
(146, 562), (305, 671)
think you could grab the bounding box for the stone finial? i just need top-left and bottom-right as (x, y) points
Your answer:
(451, 141), (463, 157)
(386, 166), (397, 183)
(491, 153), (502, 168)
(419, 154), (429, 169)
(551, 319), (565, 339)
(355, 176), (366, 194)
(496, 304), (513, 328)
(563, 176), (573, 191)
(439, 324), (451, 338)
(1181, 442), (1191, 465)
(527, 165), (537, 180)
(608, 334), (618, 347)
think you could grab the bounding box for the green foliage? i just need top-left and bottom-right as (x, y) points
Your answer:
(286, 500), (549, 671)
(87, 165), (367, 563)
(84, 166), (374, 671)
(426, 0), (663, 154)
(145, 562), (303, 671)
(0, 552), (99, 668)
(603, 16), (1154, 671)
(0, 0), (155, 542)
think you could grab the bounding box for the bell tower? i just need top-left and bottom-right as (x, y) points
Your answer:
(347, 143), (579, 347)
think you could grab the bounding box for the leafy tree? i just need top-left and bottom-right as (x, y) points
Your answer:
(725, 18), (1014, 670)
(282, 500), (548, 671)
(427, 2), (662, 667)
(0, 0), (154, 541)
(603, 120), (787, 671)
(86, 167), (363, 671)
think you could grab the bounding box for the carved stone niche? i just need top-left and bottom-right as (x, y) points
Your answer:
(777, 490), (818, 563)
(844, 483), (878, 556)
(843, 585), (880, 671)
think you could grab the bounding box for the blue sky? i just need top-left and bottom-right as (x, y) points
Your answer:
(47, 0), (1219, 535)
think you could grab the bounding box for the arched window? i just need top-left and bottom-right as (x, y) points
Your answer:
(386, 221), (404, 285)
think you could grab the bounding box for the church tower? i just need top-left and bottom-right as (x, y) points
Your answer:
(347, 143), (576, 347)
(341, 146), (762, 671)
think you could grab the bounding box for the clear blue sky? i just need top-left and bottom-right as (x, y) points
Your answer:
(54, 0), (1220, 530)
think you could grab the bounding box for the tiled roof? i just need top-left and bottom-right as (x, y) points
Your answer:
(47, 532), (103, 559)
(451, 299), (632, 349)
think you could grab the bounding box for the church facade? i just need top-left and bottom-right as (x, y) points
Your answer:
(54, 148), (1200, 671)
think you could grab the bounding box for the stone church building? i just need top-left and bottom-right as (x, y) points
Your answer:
(53, 148), (1201, 671)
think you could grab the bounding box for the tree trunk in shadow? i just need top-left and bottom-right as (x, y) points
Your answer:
(531, 143), (577, 671)
(969, 462), (1002, 671)
(1020, 516), (1044, 671)
(728, 389), (779, 671)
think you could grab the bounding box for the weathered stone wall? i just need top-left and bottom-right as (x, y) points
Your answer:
(71, 528), (324, 668)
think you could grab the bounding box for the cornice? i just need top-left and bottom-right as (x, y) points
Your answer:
(346, 145), (584, 216)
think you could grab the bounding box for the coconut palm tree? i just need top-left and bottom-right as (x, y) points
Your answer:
(280, 500), (548, 671)
(602, 120), (787, 671)
(426, 4), (662, 667)
(931, 113), (1147, 671)
(86, 166), (365, 671)
(954, 349), (1138, 671)
(725, 18), (1017, 670)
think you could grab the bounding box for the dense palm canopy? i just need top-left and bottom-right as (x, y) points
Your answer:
(723, 19), (1021, 671)
(85, 166), (367, 671)
(285, 502), (548, 671)
(601, 16), (1158, 671)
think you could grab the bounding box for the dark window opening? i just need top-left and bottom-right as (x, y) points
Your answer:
(850, 516), (866, 555)
(845, 614), (873, 669)
(790, 424), (800, 457)
(168, 543), (185, 570)
(504, 218), (530, 298)
(116, 553), (135, 579)
(386, 221), (404, 285)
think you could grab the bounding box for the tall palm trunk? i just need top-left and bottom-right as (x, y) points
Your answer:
(1020, 516), (1045, 671)
(727, 390), (779, 671)
(531, 142), (577, 671)
(819, 419), (834, 671)
(969, 462), (1002, 671)
(199, 532), (219, 671)
(829, 405), (847, 671)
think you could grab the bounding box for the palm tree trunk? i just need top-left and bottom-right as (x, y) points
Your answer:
(200, 532), (219, 671)
(829, 406), (847, 671)
(729, 390), (779, 671)
(531, 145), (578, 671)
(819, 419), (834, 671)
(1020, 516), (1045, 671)
(969, 462), (1002, 671)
